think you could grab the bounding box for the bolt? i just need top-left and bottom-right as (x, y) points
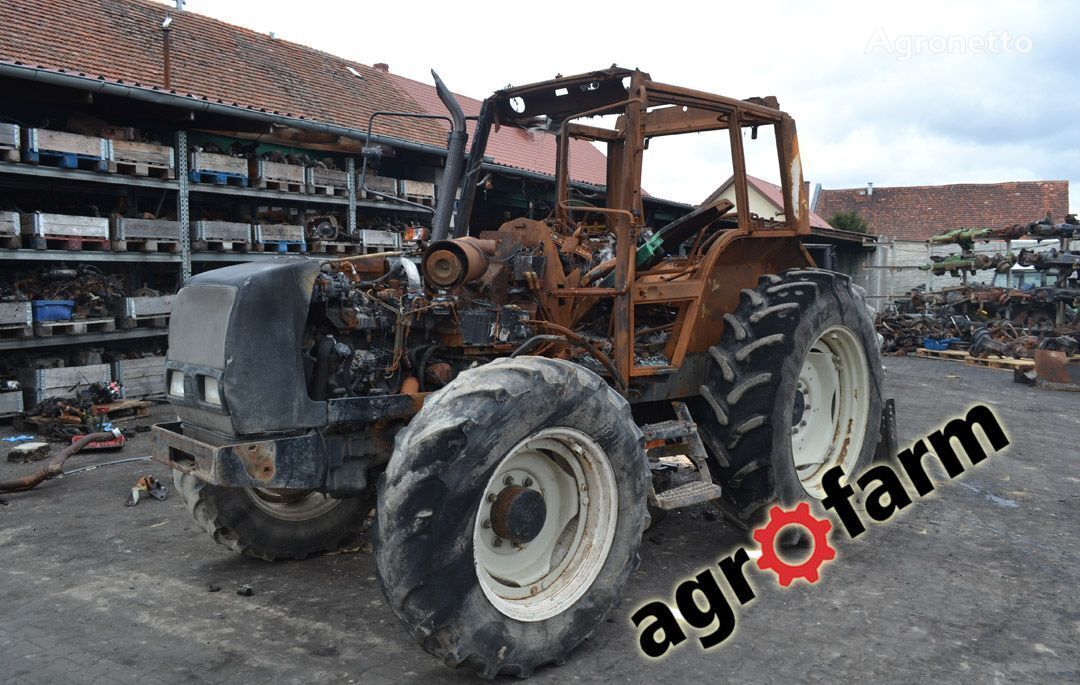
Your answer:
(529, 585), (539, 596)
(580, 483), (588, 492)
(481, 519), (491, 529)
(492, 537), (503, 548)
(800, 420), (807, 428)
(486, 492), (497, 503)
(523, 477), (534, 487)
(503, 475), (515, 486)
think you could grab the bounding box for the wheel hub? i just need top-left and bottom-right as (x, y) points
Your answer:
(491, 485), (547, 544)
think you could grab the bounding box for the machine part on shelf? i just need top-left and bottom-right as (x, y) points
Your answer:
(0, 429), (122, 493)
(1032, 349), (1080, 391)
(929, 227), (993, 250)
(306, 215), (340, 242)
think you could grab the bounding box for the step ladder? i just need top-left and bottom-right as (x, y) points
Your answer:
(642, 402), (723, 510)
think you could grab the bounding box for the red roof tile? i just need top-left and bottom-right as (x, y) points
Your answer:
(0, 0), (608, 182)
(712, 174), (833, 229)
(815, 181), (1070, 241)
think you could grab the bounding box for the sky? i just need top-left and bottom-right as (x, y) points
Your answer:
(179, 0), (1078, 212)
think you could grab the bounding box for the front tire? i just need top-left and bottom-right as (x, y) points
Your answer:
(173, 471), (373, 561)
(692, 268), (885, 524)
(375, 357), (648, 678)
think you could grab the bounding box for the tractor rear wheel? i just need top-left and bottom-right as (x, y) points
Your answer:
(375, 357), (648, 678)
(173, 472), (373, 561)
(692, 268), (885, 524)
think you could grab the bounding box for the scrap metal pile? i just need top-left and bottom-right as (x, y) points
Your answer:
(0, 264), (126, 317)
(877, 215), (1080, 357)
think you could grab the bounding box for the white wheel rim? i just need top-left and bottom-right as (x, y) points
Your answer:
(473, 427), (618, 622)
(244, 488), (341, 521)
(790, 325), (870, 498)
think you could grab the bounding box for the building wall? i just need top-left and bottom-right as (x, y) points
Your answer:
(859, 237), (1061, 309)
(713, 185), (785, 222)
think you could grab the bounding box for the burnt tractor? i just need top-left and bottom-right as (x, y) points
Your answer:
(154, 68), (892, 677)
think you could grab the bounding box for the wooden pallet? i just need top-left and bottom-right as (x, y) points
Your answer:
(306, 182), (349, 197)
(964, 356), (1035, 371)
(119, 314), (170, 330)
(22, 150), (108, 172)
(33, 317), (116, 337)
(0, 234), (20, 249)
(252, 177), (304, 193)
(0, 322), (33, 339)
(107, 160), (175, 179)
(913, 348), (969, 362)
(0, 148), (18, 163)
(189, 170), (249, 187)
(25, 235), (111, 251)
(110, 238), (182, 253)
(253, 241), (307, 253)
(191, 239), (251, 253)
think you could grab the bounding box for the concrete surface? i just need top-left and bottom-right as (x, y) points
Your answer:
(0, 357), (1077, 684)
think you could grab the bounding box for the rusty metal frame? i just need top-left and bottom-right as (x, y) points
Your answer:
(484, 68), (813, 387)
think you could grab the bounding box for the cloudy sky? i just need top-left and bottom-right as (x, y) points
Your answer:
(182, 0), (1077, 212)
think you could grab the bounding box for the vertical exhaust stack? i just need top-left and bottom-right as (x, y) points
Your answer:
(431, 71), (468, 242)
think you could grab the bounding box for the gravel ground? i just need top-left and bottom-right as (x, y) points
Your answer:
(0, 356), (1077, 684)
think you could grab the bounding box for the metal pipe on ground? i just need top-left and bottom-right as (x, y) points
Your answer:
(0, 430), (122, 493)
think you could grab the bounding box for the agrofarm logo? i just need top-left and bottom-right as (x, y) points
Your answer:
(631, 405), (1010, 658)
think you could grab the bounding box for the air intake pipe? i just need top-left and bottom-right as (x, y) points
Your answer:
(431, 70), (468, 242)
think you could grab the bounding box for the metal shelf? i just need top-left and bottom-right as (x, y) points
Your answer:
(190, 182), (427, 213)
(0, 327), (167, 351)
(191, 251), (311, 263)
(0, 161), (178, 190)
(0, 249), (182, 263)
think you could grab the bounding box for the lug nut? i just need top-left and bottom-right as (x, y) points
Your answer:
(481, 519), (491, 529)
(503, 475), (515, 486)
(486, 492), (497, 503)
(492, 537), (503, 548)
(523, 477), (534, 487)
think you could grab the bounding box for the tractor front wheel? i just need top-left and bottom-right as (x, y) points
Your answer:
(375, 356), (649, 678)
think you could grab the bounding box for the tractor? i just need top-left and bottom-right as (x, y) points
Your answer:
(153, 67), (892, 677)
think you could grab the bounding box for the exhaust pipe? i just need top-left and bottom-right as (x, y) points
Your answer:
(430, 70), (468, 242)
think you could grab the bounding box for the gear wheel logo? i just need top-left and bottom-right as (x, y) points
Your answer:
(752, 502), (836, 587)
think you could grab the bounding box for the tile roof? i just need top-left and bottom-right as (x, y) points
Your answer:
(711, 174), (833, 229)
(388, 69), (609, 187)
(814, 181), (1070, 241)
(0, 0), (607, 178)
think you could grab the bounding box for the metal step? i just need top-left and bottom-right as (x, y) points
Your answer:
(642, 419), (698, 442)
(650, 480), (724, 510)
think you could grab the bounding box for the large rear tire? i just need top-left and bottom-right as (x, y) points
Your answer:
(173, 471), (373, 561)
(691, 268), (885, 524)
(375, 357), (648, 678)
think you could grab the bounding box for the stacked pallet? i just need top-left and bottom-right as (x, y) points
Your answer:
(306, 166), (349, 196)
(0, 210), (18, 248)
(250, 159), (305, 192)
(112, 356), (166, 398)
(0, 123), (18, 162)
(108, 140), (175, 179)
(191, 220), (253, 251)
(18, 364), (112, 408)
(0, 388), (22, 419)
(401, 180), (436, 206)
(21, 128), (109, 171)
(0, 301), (33, 340)
(360, 173), (398, 199)
(21, 212), (110, 250)
(115, 295), (173, 329)
(190, 151), (248, 186)
(253, 223), (306, 252)
(109, 216), (182, 252)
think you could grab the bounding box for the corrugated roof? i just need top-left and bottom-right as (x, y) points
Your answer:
(815, 181), (1070, 241)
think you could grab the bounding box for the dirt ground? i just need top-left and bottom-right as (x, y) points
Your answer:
(1, 356), (1077, 684)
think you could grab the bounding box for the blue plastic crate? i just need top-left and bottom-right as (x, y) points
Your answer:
(32, 299), (75, 322)
(922, 337), (961, 351)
